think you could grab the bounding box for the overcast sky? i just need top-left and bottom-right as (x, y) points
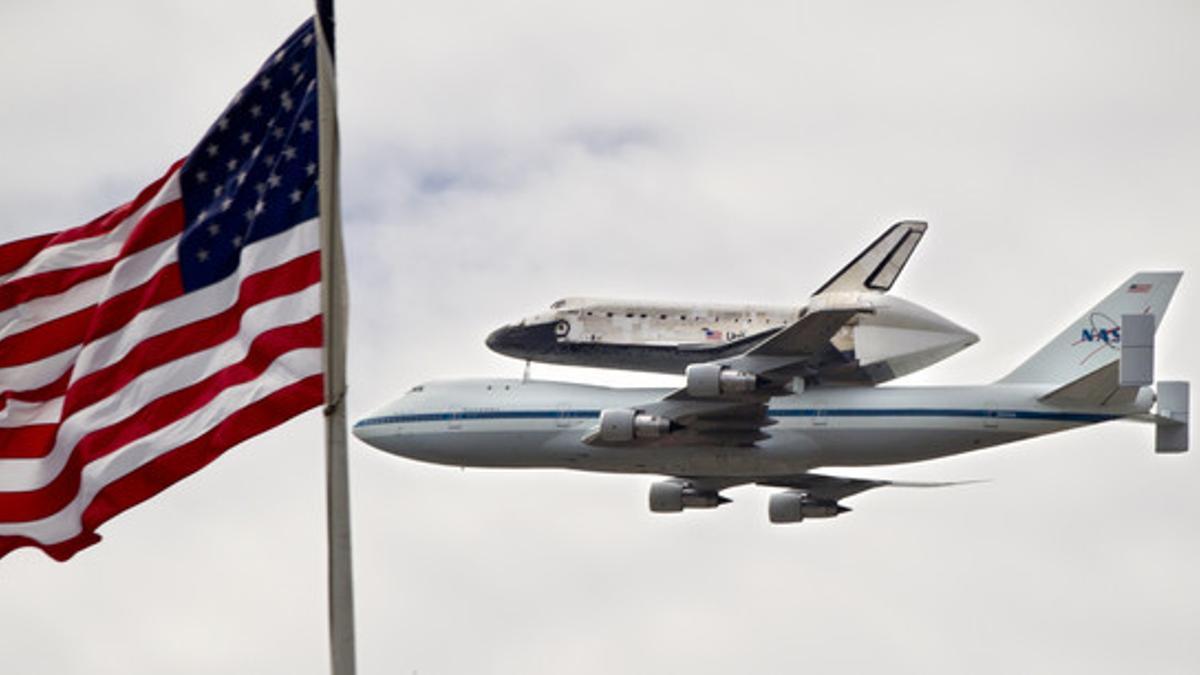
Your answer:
(2, 1), (1199, 673)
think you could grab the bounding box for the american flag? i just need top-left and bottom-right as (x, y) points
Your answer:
(0, 19), (325, 561)
(1128, 283), (1152, 294)
(703, 327), (723, 341)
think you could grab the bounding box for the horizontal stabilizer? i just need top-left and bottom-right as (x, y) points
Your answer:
(814, 221), (927, 295)
(1039, 361), (1140, 408)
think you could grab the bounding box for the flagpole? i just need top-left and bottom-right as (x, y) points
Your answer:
(315, 2), (356, 675)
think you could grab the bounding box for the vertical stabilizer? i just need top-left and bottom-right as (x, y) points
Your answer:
(1001, 272), (1181, 385)
(814, 221), (927, 295)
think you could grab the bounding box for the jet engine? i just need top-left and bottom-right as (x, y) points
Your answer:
(768, 491), (850, 523)
(685, 363), (758, 398)
(595, 408), (671, 443)
(649, 480), (731, 512)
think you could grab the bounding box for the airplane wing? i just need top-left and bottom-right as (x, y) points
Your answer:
(757, 473), (980, 497)
(660, 473), (971, 496)
(583, 302), (869, 447)
(650, 472), (980, 519)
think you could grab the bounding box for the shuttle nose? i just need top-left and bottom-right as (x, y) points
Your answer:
(485, 321), (560, 358)
(485, 324), (513, 352)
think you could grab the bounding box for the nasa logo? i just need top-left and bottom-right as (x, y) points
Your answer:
(1072, 312), (1120, 364)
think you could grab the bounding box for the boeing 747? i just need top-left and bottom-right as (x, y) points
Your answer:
(356, 272), (1188, 524)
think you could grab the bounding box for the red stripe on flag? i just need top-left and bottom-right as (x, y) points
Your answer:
(0, 317), (322, 522)
(0, 307), (93, 368)
(0, 425), (58, 459)
(0, 263), (186, 370)
(0, 200), (183, 314)
(0, 233), (57, 279)
(63, 251), (321, 418)
(0, 373), (323, 562)
(82, 263), (185, 343)
(0, 370), (72, 414)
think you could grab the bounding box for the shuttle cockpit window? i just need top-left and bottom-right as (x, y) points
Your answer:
(550, 299), (567, 310)
(408, 385), (425, 394)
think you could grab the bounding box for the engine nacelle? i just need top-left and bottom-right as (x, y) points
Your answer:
(596, 408), (671, 443)
(685, 363), (758, 398)
(649, 480), (731, 512)
(768, 491), (850, 523)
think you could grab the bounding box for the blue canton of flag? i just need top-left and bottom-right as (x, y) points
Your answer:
(178, 20), (319, 293)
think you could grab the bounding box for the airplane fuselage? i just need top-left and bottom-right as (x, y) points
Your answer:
(353, 378), (1153, 478)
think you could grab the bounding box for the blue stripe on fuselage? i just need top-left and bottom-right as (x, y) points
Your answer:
(353, 408), (1119, 428)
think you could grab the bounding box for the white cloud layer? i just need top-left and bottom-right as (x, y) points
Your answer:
(1, 1), (1198, 673)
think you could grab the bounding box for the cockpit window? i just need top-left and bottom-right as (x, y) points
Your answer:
(550, 299), (567, 309)
(408, 385), (425, 393)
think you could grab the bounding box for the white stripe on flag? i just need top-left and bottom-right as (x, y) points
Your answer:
(0, 348), (78, 393)
(0, 347), (323, 543)
(0, 397), (63, 429)
(0, 284), (321, 490)
(72, 218), (318, 381)
(0, 237), (179, 344)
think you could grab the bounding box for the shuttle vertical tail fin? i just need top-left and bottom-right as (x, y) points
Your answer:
(813, 221), (927, 296)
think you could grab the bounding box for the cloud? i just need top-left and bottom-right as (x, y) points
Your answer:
(1, 1), (1198, 673)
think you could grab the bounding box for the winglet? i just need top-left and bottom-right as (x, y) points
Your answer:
(813, 221), (927, 295)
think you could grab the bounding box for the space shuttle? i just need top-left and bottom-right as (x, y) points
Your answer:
(486, 221), (979, 385)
